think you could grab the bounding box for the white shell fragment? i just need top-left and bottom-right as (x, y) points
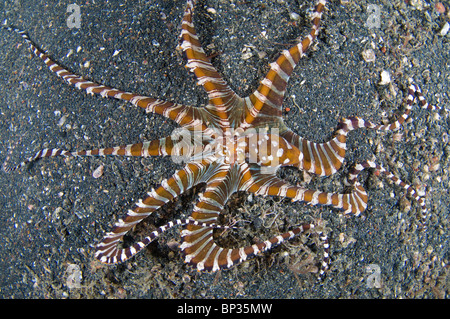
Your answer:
(379, 70), (391, 85)
(66, 49), (74, 58)
(93, 164), (104, 178)
(439, 22), (449, 36)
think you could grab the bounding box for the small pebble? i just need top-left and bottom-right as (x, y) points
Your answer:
(410, 0), (424, 10)
(435, 2), (446, 14)
(399, 197), (411, 213)
(362, 49), (376, 62)
(289, 12), (300, 20)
